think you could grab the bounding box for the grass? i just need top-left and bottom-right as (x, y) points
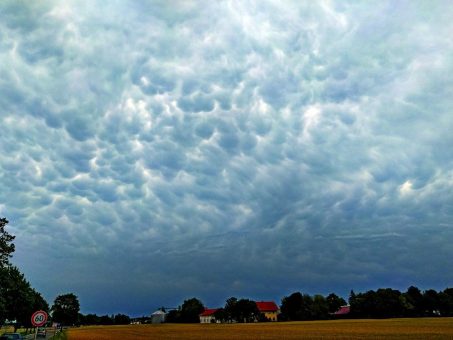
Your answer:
(50, 330), (68, 340)
(66, 318), (453, 339)
(0, 325), (35, 336)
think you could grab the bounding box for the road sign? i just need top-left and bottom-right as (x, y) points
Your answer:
(31, 310), (48, 327)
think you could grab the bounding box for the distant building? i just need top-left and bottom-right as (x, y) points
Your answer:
(199, 309), (219, 323)
(255, 301), (279, 321)
(332, 305), (350, 317)
(151, 310), (167, 324)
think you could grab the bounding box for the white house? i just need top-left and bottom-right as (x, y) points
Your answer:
(199, 309), (218, 323)
(151, 310), (167, 324)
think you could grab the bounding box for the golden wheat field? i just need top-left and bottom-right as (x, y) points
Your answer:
(66, 318), (453, 340)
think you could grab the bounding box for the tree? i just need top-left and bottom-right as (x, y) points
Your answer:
(51, 293), (80, 326)
(223, 297), (238, 322)
(221, 297), (259, 323)
(374, 288), (404, 318)
(80, 313), (100, 325)
(180, 298), (204, 323)
(422, 289), (440, 316)
(213, 308), (227, 323)
(0, 266), (48, 330)
(234, 299), (260, 323)
(326, 293), (347, 314)
(280, 292), (314, 321)
(403, 286), (424, 317)
(0, 217), (15, 268)
(439, 288), (453, 316)
(0, 217), (49, 328)
(114, 313), (131, 325)
(312, 295), (329, 320)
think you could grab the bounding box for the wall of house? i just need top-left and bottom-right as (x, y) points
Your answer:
(263, 311), (278, 321)
(200, 315), (214, 323)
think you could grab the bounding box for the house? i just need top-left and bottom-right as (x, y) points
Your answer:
(255, 301), (279, 321)
(199, 308), (219, 323)
(151, 310), (167, 324)
(333, 305), (350, 317)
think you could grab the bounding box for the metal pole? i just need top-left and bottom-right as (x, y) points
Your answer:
(34, 327), (38, 340)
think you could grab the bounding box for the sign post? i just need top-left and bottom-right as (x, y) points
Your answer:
(31, 310), (48, 340)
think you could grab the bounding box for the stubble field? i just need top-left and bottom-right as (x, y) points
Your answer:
(66, 318), (453, 339)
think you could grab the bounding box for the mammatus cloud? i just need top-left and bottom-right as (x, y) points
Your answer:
(1, 0), (452, 314)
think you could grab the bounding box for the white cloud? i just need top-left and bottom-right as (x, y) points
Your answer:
(1, 0), (453, 314)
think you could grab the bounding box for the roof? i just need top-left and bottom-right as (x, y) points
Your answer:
(255, 301), (279, 312)
(200, 308), (218, 317)
(333, 305), (351, 315)
(152, 310), (166, 315)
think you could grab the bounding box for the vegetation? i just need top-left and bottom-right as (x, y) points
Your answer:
(51, 293), (80, 326)
(349, 286), (453, 318)
(0, 217), (49, 330)
(0, 218), (15, 267)
(3, 214), (453, 331)
(51, 329), (68, 340)
(78, 313), (131, 326)
(215, 297), (261, 323)
(277, 287), (453, 321)
(166, 298), (205, 323)
(66, 318), (453, 339)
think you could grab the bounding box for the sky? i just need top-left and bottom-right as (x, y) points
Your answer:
(1, 0), (452, 316)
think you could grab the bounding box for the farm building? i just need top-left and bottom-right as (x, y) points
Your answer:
(332, 305), (350, 317)
(199, 308), (219, 323)
(255, 301), (279, 321)
(151, 310), (167, 324)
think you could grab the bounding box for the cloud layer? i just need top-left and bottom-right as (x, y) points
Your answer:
(1, 0), (453, 314)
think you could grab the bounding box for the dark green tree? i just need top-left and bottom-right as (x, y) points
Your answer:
(281, 292), (302, 320)
(403, 286), (424, 317)
(422, 289), (440, 316)
(439, 288), (453, 316)
(0, 217), (49, 328)
(0, 217), (15, 268)
(114, 313), (131, 325)
(281, 292), (315, 320)
(51, 293), (80, 326)
(180, 298), (204, 323)
(99, 315), (114, 325)
(81, 313), (100, 325)
(326, 293), (347, 314)
(234, 299), (260, 323)
(213, 308), (227, 323)
(0, 266), (48, 330)
(165, 309), (181, 323)
(312, 294), (329, 320)
(374, 288), (404, 318)
(224, 297), (238, 322)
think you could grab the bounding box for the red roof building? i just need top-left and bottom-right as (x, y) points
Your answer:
(333, 305), (350, 316)
(200, 308), (218, 317)
(199, 308), (219, 323)
(255, 301), (279, 321)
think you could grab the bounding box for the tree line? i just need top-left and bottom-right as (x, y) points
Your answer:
(166, 297), (263, 323)
(2, 216), (453, 326)
(164, 286), (453, 323)
(0, 218), (48, 331)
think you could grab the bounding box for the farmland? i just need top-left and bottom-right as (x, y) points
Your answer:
(67, 318), (453, 339)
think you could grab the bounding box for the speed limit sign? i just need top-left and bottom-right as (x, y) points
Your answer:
(31, 310), (48, 327)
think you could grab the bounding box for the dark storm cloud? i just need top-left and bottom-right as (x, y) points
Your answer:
(1, 0), (452, 315)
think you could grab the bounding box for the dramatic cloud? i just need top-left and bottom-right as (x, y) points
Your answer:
(1, 0), (452, 315)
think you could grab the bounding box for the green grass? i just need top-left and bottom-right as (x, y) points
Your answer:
(50, 330), (68, 340)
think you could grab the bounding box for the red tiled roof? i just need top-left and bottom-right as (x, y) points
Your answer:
(255, 301), (279, 312)
(200, 308), (218, 317)
(333, 305), (350, 315)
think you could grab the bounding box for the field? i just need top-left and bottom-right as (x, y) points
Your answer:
(67, 318), (453, 339)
